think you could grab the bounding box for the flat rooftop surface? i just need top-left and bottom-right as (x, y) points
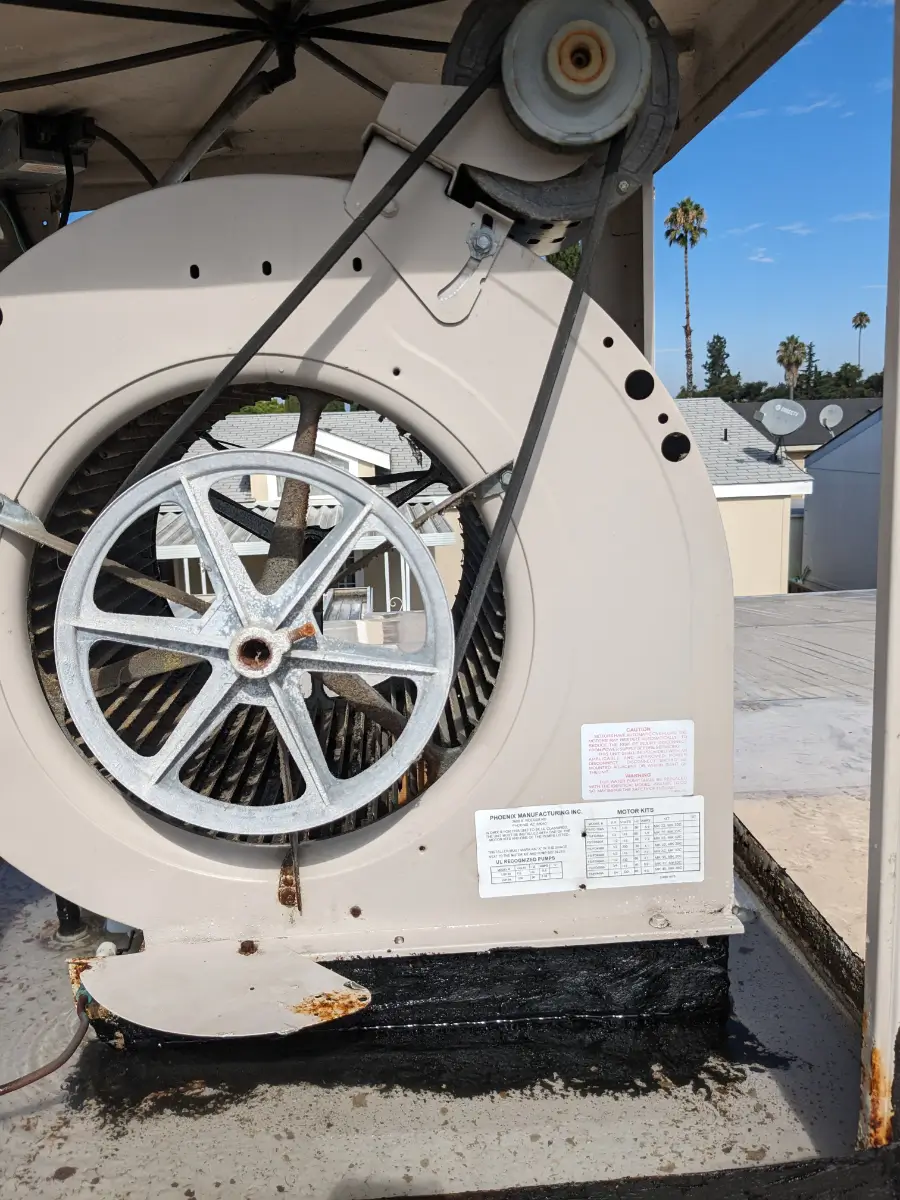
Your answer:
(0, 869), (859, 1199)
(734, 590), (875, 959)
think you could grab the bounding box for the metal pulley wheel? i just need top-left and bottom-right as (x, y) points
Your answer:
(54, 450), (454, 838)
(443, 0), (679, 240)
(502, 0), (652, 150)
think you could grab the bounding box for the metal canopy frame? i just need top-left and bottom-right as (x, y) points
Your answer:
(0, 0), (449, 114)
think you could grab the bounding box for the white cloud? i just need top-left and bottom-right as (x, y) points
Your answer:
(777, 222), (814, 236)
(864, 283), (888, 289)
(749, 248), (775, 263)
(832, 211), (882, 222)
(735, 108), (770, 119)
(726, 222), (765, 236)
(785, 94), (843, 115)
(842, 111), (856, 119)
(656, 347), (683, 354)
(875, 77), (893, 93)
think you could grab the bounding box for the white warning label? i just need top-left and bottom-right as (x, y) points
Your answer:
(580, 720), (694, 800)
(475, 796), (704, 898)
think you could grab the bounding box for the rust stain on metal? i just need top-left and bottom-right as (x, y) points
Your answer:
(278, 856), (299, 908)
(238, 940), (258, 956)
(868, 1046), (894, 1147)
(291, 989), (370, 1022)
(67, 957), (93, 991)
(86, 1000), (115, 1022)
(288, 622), (316, 642)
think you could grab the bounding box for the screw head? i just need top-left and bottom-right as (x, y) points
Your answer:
(648, 913), (670, 930)
(617, 179), (630, 194)
(394, 935), (405, 945)
(648, 15), (660, 28)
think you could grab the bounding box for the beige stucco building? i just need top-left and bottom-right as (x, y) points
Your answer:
(677, 398), (812, 597)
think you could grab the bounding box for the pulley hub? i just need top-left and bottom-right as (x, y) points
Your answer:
(502, 0), (652, 149)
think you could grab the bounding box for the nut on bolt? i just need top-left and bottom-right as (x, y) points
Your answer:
(617, 180), (630, 194)
(468, 226), (496, 260)
(648, 913), (670, 930)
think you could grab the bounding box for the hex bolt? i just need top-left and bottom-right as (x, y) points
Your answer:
(617, 180), (630, 194)
(382, 200), (399, 218)
(648, 15), (660, 28)
(648, 913), (670, 930)
(394, 935), (405, 945)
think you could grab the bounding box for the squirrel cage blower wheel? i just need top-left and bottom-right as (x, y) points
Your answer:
(0, 0), (738, 1042)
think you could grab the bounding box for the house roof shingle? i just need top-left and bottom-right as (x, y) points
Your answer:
(193, 411), (431, 475)
(183, 410), (443, 506)
(676, 397), (812, 489)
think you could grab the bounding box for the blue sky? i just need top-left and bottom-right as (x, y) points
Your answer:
(654, 0), (894, 395)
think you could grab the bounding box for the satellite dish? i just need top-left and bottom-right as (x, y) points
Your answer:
(758, 398), (807, 437)
(820, 404), (844, 437)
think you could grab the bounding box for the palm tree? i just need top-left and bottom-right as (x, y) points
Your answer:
(776, 336), (808, 401)
(664, 198), (708, 395)
(852, 311), (871, 369)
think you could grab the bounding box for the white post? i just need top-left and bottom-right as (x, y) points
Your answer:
(642, 181), (655, 371)
(861, 10), (900, 1149)
(182, 557), (191, 595)
(383, 552), (391, 614)
(401, 558), (411, 612)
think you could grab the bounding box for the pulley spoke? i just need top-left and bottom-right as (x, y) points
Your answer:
(271, 502), (374, 625)
(176, 479), (255, 623)
(291, 638), (439, 680)
(147, 667), (238, 785)
(73, 609), (233, 658)
(266, 671), (332, 809)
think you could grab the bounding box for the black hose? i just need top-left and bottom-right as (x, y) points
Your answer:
(0, 996), (89, 1097)
(90, 123), (157, 186)
(117, 56), (501, 493)
(0, 32), (260, 97)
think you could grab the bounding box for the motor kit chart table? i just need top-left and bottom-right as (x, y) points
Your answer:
(475, 796), (705, 898)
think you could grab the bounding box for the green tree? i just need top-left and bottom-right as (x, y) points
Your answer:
(237, 395), (348, 415)
(735, 380), (768, 402)
(547, 243), (581, 279)
(865, 370), (884, 395)
(776, 336), (807, 401)
(852, 311), (871, 368)
(703, 334), (729, 391)
(664, 197), (708, 396)
(801, 341), (821, 398)
(832, 362), (865, 396)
